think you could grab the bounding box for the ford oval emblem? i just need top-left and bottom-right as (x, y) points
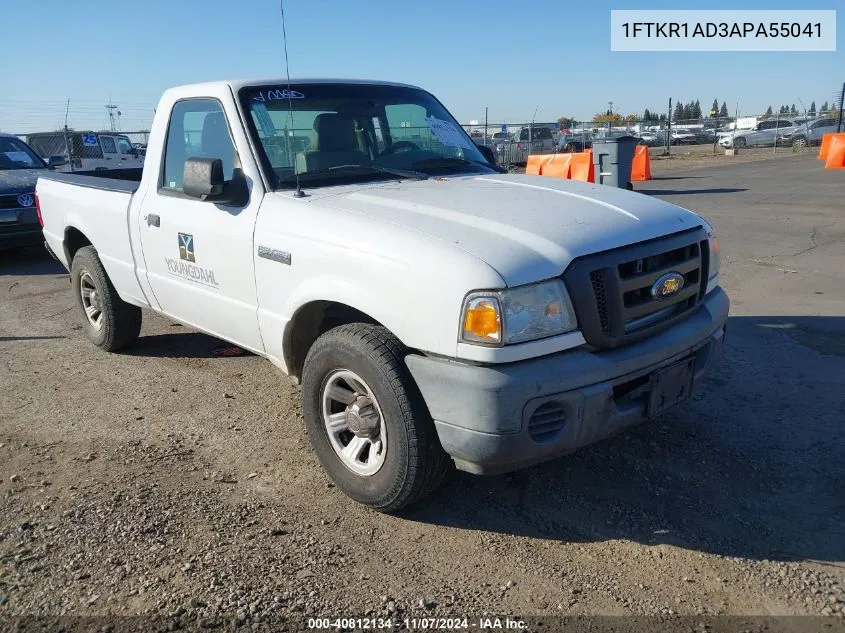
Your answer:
(651, 272), (684, 299)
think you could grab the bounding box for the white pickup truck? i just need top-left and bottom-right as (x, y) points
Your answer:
(36, 78), (729, 511)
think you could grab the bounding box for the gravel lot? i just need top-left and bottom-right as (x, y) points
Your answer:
(1, 154), (844, 629)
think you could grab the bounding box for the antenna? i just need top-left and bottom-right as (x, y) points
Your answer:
(280, 0), (304, 198)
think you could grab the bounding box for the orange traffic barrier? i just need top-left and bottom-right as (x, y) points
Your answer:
(818, 133), (835, 160)
(824, 135), (845, 169)
(526, 154), (554, 175)
(541, 154), (573, 178)
(569, 152), (595, 183)
(819, 133), (845, 161)
(631, 145), (652, 181)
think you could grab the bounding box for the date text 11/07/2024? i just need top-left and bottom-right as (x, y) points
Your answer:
(307, 617), (528, 630)
(621, 22), (822, 38)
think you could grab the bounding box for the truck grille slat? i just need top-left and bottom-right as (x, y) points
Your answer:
(564, 228), (709, 349)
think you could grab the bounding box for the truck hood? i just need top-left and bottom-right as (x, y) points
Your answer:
(314, 173), (706, 286)
(0, 168), (47, 196)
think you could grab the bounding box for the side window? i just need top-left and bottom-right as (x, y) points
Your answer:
(101, 136), (117, 153)
(116, 137), (134, 154)
(163, 99), (236, 191)
(370, 117), (386, 153)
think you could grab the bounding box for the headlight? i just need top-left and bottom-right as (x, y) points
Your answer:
(708, 235), (720, 281)
(460, 279), (578, 346)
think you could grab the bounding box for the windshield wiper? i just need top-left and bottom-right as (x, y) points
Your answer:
(278, 164), (428, 187)
(411, 156), (492, 170)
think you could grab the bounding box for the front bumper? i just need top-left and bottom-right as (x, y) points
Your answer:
(0, 225), (44, 250)
(406, 287), (729, 475)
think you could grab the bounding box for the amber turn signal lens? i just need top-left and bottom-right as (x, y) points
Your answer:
(463, 298), (501, 342)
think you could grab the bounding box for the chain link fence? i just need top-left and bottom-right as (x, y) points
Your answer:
(463, 109), (844, 169)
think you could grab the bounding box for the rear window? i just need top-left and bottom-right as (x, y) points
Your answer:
(0, 136), (44, 169)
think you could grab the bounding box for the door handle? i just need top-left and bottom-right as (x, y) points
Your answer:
(146, 213), (160, 227)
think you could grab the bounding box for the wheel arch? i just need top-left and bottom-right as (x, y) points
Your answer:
(283, 300), (386, 381)
(63, 226), (93, 265)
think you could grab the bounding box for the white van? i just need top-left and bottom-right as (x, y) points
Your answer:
(25, 131), (144, 172)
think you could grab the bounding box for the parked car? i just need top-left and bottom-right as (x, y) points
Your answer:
(0, 133), (66, 250)
(670, 128), (698, 145)
(719, 119), (799, 149)
(780, 117), (841, 148)
(556, 132), (592, 153)
(499, 125), (558, 164)
(26, 131), (144, 172)
(37, 77), (728, 512)
(490, 131), (514, 154)
(638, 130), (667, 147)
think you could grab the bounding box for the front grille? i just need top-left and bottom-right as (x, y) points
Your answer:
(0, 194), (31, 210)
(563, 227), (709, 349)
(526, 401), (567, 442)
(590, 270), (610, 333)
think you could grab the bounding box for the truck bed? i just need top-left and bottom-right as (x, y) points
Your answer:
(37, 167), (150, 309)
(40, 168), (143, 193)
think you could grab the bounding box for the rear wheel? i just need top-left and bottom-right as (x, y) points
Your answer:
(792, 136), (808, 149)
(301, 324), (450, 512)
(70, 246), (141, 351)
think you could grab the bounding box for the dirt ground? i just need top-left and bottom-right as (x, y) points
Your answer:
(1, 154), (844, 630)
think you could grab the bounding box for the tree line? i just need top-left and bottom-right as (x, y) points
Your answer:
(559, 97), (838, 126)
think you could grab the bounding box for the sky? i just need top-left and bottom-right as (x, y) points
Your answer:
(1, 0), (842, 134)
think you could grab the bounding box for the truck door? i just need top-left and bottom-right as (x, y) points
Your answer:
(114, 136), (141, 167)
(99, 135), (119, 170)
(136, 97), (264, 352)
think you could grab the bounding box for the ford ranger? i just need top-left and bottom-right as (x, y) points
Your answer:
(36, 79), (729, 511)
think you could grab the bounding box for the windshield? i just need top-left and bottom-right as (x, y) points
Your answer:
(239, 83), (493, 189)
(0, 137), (46, 170)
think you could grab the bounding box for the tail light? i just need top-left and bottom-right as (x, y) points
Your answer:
(35, 192), (43, 227)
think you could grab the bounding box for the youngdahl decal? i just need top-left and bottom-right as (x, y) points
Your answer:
(165, 258), (219, 288)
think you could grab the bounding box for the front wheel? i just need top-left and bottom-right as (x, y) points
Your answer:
(70, 246), (142, 351)
(301, 324), (450, 512)
(733, 136), (747, 149)
(792, 136), (808, 149)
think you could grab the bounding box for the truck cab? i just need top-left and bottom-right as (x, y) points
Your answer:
(36, 78), (728, 511)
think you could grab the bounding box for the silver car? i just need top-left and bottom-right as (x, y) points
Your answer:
(720, 118), (800, 149)
(780, 117), (840, 148)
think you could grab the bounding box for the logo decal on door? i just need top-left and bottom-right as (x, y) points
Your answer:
(178, 233), (195, 262)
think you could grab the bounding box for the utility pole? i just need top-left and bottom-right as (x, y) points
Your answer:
(105, 101), (120, 132)
(710, 104), (718, 155)
(665, 98), (672, 156)
(484, 106), (488, 143)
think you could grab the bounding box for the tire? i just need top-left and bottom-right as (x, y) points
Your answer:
(792, 136), (808, 149)
(70, 246), (142, 351)
(733, 136), (747, 149)
(301, 323), (450, 512)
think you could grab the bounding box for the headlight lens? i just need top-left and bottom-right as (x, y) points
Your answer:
(460, 279), (577, 346)
(708, 235), (720, 280)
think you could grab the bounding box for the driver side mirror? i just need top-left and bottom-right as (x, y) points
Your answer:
(475, 143), (508, 173)
(47, 155), (68, 170)
(184, 157), (225, 200)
